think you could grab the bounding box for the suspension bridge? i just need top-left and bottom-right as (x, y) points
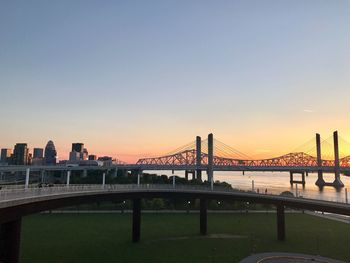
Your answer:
(1, 131), (350, 189)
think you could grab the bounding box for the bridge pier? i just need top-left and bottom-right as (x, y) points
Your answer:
(315, 132), (344, 188)
(276, 204), (285, 241)
(200, 199), (207, 235)
(315, 133), (326, 187)
(0, 218), (22, 263)
(332, 131), (344, 188)
(207, 133), (213, 183)
(132, 198), (141, 243)
(196, 136), (202, 181)
(289, 171), (305, 187)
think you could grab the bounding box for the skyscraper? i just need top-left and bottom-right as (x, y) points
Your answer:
(72, 143), (84, 153)
(82, 148), (89, 160)
(44, 140), (57, 165)
(69, 143), (85, 162)
(32, 148), (44, 166)
(12, 143), (29, 165)
(0, 149), (12, 164)
(33, 148), (44, 159)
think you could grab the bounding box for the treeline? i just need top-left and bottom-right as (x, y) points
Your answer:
(62, 198), (275, 211)
(57, 170), (232, 189)
(49, 170), (276, 211)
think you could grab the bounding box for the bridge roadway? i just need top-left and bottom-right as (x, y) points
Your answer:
(1, 184), (350, 263)
(1, 164), (350, 173)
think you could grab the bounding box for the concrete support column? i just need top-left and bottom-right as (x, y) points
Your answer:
(185, 170), (189, 180)
(137, 170), (141, 186)
(113, 168), (118, 178)
(66, 170), (71, 186)
(200, 199), (207, 235)
(301, 172), (305, 187)
(132, 198), (141, 243)
(333, 131), (344, 188)
(172, 176), (175, 189)
(25, 168), (30, 189)
(315, 133), (325, 187)
(276, 204), (285, 241)
(102, 172), (106, 188)
(207, 133), (214, 184)
(290, 171), (305, 186)
(0, 218), (22, 263)
(82, 170), (88, 178)
(196, 136), (202, 181)
(40, 170), (45, 183)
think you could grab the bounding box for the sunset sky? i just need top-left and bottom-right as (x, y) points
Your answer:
(1, 1), (350, 162)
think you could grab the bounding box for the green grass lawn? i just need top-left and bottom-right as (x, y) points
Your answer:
(20, 213), (350, 263)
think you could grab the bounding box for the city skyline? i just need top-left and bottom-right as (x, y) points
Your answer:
(1, 1), (350, 162)
(1, 129), (350, 163)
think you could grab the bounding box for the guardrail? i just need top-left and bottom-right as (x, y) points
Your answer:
(0, 183), (349, 206)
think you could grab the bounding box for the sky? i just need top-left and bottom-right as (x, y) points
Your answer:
(1, 0), (350, 162)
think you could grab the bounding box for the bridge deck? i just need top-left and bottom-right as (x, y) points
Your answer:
(1, 184), (350, 220)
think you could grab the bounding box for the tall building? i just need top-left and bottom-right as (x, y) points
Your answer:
(33, 148), (44, 159)
(72, 143), (84, 153)
(98, 156), (113, 166)
(0, 149), (12, 164)
(88, 155), (97, 161)
(32, 148), (44, 166)
(69, 151), (80, 162)
(44, 140), (57, 165)
(69, 143), (86, 162)
(12, 143), (29, 165)
(82, 148), (89, 160)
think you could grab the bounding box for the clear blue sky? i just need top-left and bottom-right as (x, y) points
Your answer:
(1, 1), (350, 161)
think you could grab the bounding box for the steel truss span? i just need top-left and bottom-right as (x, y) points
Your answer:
(137, 150), (350, 167)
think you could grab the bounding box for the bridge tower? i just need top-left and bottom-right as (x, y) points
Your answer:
(196, 136), (202, 181)
(207, 133), (213, 184)
(315, 133), (325, 187)
(332, 131), (344, 188)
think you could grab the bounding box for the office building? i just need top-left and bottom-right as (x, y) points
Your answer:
(88, 155), (97, 161)
(44, 140), (57, 165)
(0, 149), (12, 163)
(33, 148), (44, 159)
(72, 143), (84, 153)
(12, 143), (29, 165)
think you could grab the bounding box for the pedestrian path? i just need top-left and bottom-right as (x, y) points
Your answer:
(239, 252), (346, 263)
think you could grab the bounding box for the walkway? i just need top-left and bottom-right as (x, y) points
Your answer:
(239, 252), (347, 263)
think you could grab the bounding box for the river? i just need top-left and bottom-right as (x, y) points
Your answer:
(150, 170), (350, 203)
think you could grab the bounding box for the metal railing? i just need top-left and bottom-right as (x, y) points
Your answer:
(0, 183), (349, 205)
